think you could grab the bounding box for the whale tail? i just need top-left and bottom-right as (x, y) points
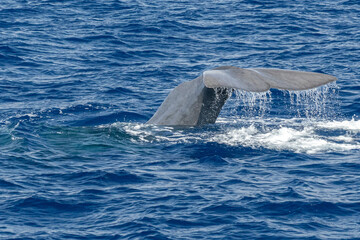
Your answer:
(203, 66), (337, 92)
(147, 66), (337, 126)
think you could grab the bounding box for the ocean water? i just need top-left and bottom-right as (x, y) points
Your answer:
(1, 0), (360, 239)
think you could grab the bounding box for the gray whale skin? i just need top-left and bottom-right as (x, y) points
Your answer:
(147, 66), (337, 126)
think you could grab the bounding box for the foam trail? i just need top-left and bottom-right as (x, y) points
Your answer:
(317, 118), (360, 132)
(211, 120), (360, 154)
(109, 118), (360, 154)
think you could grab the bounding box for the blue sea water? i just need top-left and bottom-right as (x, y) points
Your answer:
(0, 0), (360, 239)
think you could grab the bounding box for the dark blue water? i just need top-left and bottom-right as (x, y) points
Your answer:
(1, 1), (360, 239)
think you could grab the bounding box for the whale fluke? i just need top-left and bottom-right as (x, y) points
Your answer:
(147, 66), (337, 126)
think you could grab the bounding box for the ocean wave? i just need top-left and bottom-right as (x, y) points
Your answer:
(11, 195), (94, 214)
(41, 169), (148, 187)
(0, 179), (23, 189)
(255, 200), (354, 216)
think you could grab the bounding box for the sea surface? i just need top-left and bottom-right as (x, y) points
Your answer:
(1, 0), (360, 239)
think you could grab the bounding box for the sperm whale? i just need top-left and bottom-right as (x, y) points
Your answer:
(147, 66), (337, 126)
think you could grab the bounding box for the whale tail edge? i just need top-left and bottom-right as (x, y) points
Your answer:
(203, 66), (337, 92)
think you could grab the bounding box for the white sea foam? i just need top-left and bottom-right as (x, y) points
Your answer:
(111, 118), (360, 154)
(14, 113), (38, 118)
(316, 119), (360, 132)
(210, 119), (360, 154)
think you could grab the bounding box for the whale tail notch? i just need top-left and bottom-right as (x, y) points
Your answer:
(147, 66), (337, 126)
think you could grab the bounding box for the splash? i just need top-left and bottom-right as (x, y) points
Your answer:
(109, 83), (356, 154)
(229, 90), (272, 118)
(225, 83), (338, 121)
(287, 83), (339, 119)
